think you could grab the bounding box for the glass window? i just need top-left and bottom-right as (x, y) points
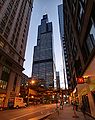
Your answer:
(81, 0), (87, 6)
(1, 66), (10, 83)
(79, 1), (84, 19)
(86, 35), (94, 53)
(0, 41), (4, 48)
(90, 18), (95, 43)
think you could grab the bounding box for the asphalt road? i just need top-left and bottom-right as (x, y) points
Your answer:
(0, 104), (56, 120)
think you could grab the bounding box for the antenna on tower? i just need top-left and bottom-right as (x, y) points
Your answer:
(44, 8), (47, 15)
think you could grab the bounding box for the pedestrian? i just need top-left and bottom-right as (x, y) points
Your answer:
(60, 100), (63, 110)
(75, 101), (78, 111)
(73, 101), (78, 111)
(56, 106), (59, 116)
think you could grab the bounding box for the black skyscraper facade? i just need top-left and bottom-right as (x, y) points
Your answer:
(32, 14), (55, 89)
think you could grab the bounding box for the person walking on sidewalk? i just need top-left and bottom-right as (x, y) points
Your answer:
(73, 101), (78, 111)
(56, 106), (60, 116)
(60, 100), (63, 110)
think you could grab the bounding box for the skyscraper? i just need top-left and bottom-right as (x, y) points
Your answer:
(58, 4), (71, 90)
(32, 14), (55, 89)
(0, 0), (33, 107)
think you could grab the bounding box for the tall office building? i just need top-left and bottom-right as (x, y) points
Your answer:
(58, 4), (71, 90)
(56, 72), (60, 90)
(63, 0), (95, 117)
(32, 14), (55, 89)
(0, 0), (33, 107)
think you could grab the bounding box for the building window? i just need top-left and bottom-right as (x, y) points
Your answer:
(5, 26), (10, 34)
(19, 50), (22, 55)
(0, 20), (6, 33)
(81, 0), (87, 7)
(9, 49), (15, 57)
(4, 32), (8, 39)
(86, 34), (94, 53)
(86, 6), (95, 53)
(0, 80), (7, 89)
(77, 0), (85, 32)
(18, 57), (21, 63)
(0, 0), (5, 11)
(22, 39), (24, 43)
(90, 18), (95, 44)
(79, 1), (84, 20)
(14, 44), (16, 48)
(1, 66), (10, 88)
(21, 44), (23, 49)
(72, 0), (76, 15)
(91, 91), (95, 104)
(0, 40), (4, 48)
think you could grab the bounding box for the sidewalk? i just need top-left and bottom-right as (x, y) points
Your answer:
(44, 104), (95, 120)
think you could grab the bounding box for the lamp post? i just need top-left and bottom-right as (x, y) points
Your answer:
(27, 80), (36, 106)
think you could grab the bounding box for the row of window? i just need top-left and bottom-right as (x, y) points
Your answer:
(9, 1), (28, 64)
(0, 0), (15, 34)
(0, 65), (19, 91)
(76, 0), (88, 32)
(82, 4), (95, 62)
(0, 0), (7, 11)
(10, 0), (25, 49)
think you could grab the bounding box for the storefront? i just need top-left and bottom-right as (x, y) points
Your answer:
(77, 76), (95, 118)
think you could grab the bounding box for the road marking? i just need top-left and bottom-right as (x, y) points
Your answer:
(10, 110), (41, 120)
(10, 107), (49, 120)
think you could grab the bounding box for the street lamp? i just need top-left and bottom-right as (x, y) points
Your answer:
(27, 79), (36, 106)
(30, 80), (35, 85)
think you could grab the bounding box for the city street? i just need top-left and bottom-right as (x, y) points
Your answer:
(0, 104), (56, 120)
(0, 0), (95, 119)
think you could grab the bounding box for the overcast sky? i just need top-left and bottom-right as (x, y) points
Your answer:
(23, 0), (65, 89)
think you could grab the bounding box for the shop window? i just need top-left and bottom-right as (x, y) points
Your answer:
(1, 66), (10, 88)
(82, 95), (91, 113)
(91, 91), (95, 104)
(0, 80), (7, 89)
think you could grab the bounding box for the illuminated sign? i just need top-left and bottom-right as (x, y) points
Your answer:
(77, 77), (84, 84)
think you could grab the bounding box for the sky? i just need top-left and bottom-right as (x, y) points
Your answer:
(23, 0), (65, 89)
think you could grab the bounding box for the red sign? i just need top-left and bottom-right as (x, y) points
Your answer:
(77, 77), (84, 84)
